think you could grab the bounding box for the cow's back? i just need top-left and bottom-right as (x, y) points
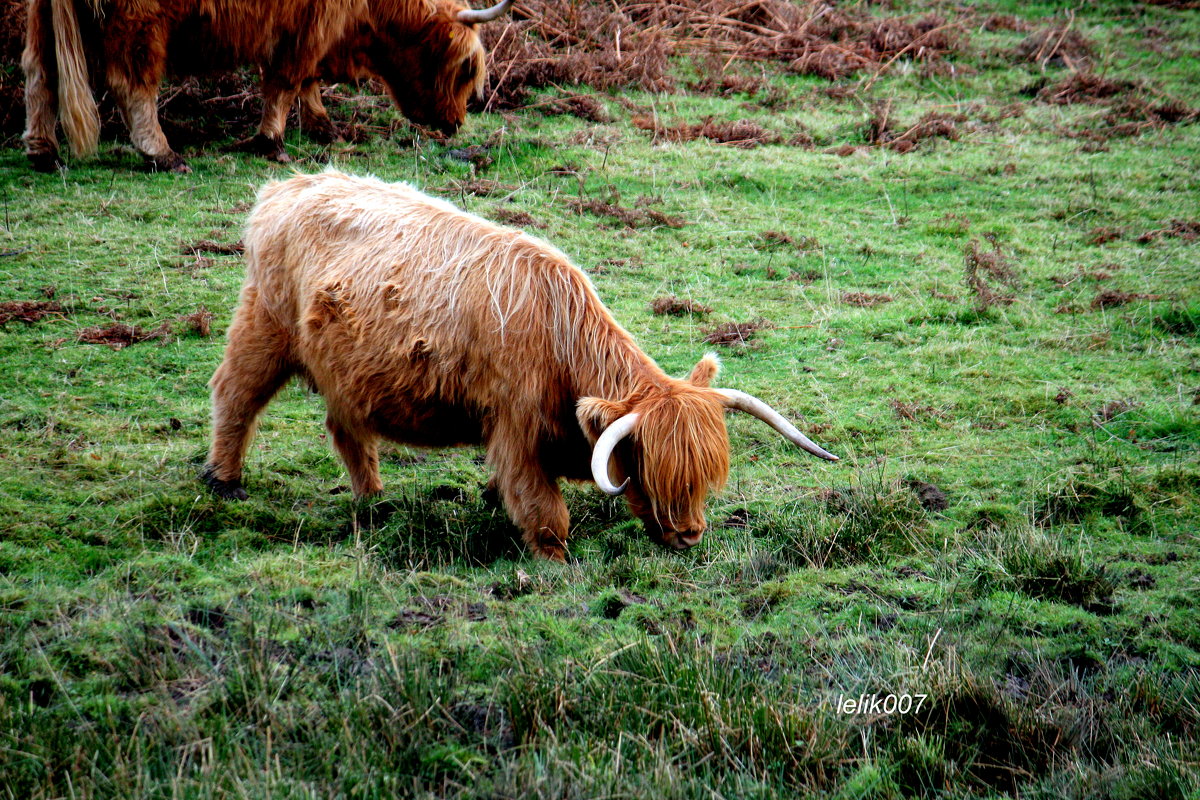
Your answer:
(243, 170), (600, 421)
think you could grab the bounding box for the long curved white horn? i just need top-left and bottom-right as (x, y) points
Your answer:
(590, 412), (639, 495)
(457, 0), (514, 24)
(716, 389), (840, 461)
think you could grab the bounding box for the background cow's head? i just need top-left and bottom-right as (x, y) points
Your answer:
(370, 0), (512, 135)
(578, 355), (839, 551)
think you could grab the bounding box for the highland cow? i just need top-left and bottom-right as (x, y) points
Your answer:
(203, 170), (838, 560)
(22, 0), (512, 172)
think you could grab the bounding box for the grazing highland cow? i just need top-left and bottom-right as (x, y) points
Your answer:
(22, 0), (512, 172)
(203, 170), (838, 560)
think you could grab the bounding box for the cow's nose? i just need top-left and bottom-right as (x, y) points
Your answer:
(676, 531), (703, 548)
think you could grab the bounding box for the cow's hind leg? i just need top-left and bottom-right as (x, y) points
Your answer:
(105, 25), (187, 172)
(242, 74), (303, 162)
(298, 79), (340, 144)
(325, 415), (383, 497)
(22, 0), (61, 171)
(487, 430), (570, 561)
(204, 288), (294, 499)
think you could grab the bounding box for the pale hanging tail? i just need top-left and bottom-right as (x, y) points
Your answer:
(51, 0), (99, 157)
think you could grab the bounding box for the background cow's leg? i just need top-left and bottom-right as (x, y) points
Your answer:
(105, 29), (186, 172)
(204, 289), (294, 498)
(487, 433), (570, 561)
(298, 79), (340, 144)
(243, 74), (302, 162)
(22, 0), (61, 171)
(325, 416), (383, 497)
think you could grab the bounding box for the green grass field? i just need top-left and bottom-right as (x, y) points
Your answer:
(1, 1), (1198, 797)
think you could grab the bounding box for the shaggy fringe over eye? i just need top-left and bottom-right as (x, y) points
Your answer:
(635, 389), (729, 527)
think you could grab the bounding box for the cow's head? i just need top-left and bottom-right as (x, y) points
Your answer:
(371, 0), (512, 135)
(578, 355), (839, 551)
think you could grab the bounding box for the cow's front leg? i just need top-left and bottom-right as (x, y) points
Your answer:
(204, 287), (295, 497)
(245, 75), (302, 162)
(298, 79), (340, 144)
(22, 0), (61, 171)
(487, 436), (570, 561)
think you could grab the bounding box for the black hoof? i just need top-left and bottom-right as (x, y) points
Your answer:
(201, 464), (248, 500)
(237, 134), (290, 162)
(147, 152), (190, 173)
(304, 120), (341, 145)
(27, 151), (62, 172)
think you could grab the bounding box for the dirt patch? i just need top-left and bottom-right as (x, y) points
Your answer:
(1091, 290), (1162, 310)
(180, 239), (244, 256)
(842, 291), (893, 308)
(701, 318), (771, 347)
(1094, 399), (1138, 423)
(722, 508), (753, 529)
(0, 301), (64, 326)
(446, 145), (495, 171)
(568, 197), (684, 229)
(492, 208), (546, 229)
(650, 296), (712, 316)
(907, 479), (949, 511)
(1137, 219), (1200, 243)
(76, 323), (170, 349)
(632, 115), (780, 148)
(1014, 25), (1094, 69)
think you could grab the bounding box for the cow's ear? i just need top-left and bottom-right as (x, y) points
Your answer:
(687, 352), (721, 387)
(577, 397), (629, 442)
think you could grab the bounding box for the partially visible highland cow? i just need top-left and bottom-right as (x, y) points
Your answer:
(22, 0), (512, 171)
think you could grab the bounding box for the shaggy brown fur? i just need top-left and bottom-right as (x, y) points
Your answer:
(204, 171), (822, 560)
(23, 0), (499, 172)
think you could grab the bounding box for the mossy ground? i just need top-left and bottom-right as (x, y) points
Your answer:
(1, 2), (1198, 797)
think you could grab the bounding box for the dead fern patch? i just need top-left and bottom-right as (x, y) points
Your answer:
(436, 179), (516, 198)
(1137, 219), (1200, 243)
(701, 318), (772, 347)
(842, 292), (893, 308)
(180, 239), (243, 256)
(492, 209), (546, 229)
(77, 323), (170, 350)
(538, 94), (613, 123)
(0, 300), (64, 326)
(650, 296), (713, 317)
(964, 236), (1020, 311)
(1091, 290), (1162, 310)
(1014, 25), (1094, 69)
(1037, 71), (1132, 105)
(568, 198), (684, 229)
(632, 115), (780, 148)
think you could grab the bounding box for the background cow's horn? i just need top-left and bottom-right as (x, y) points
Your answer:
(716, 389), (840, 462)
(457, 0), (514, 24)
(590, 412), (639, 495)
